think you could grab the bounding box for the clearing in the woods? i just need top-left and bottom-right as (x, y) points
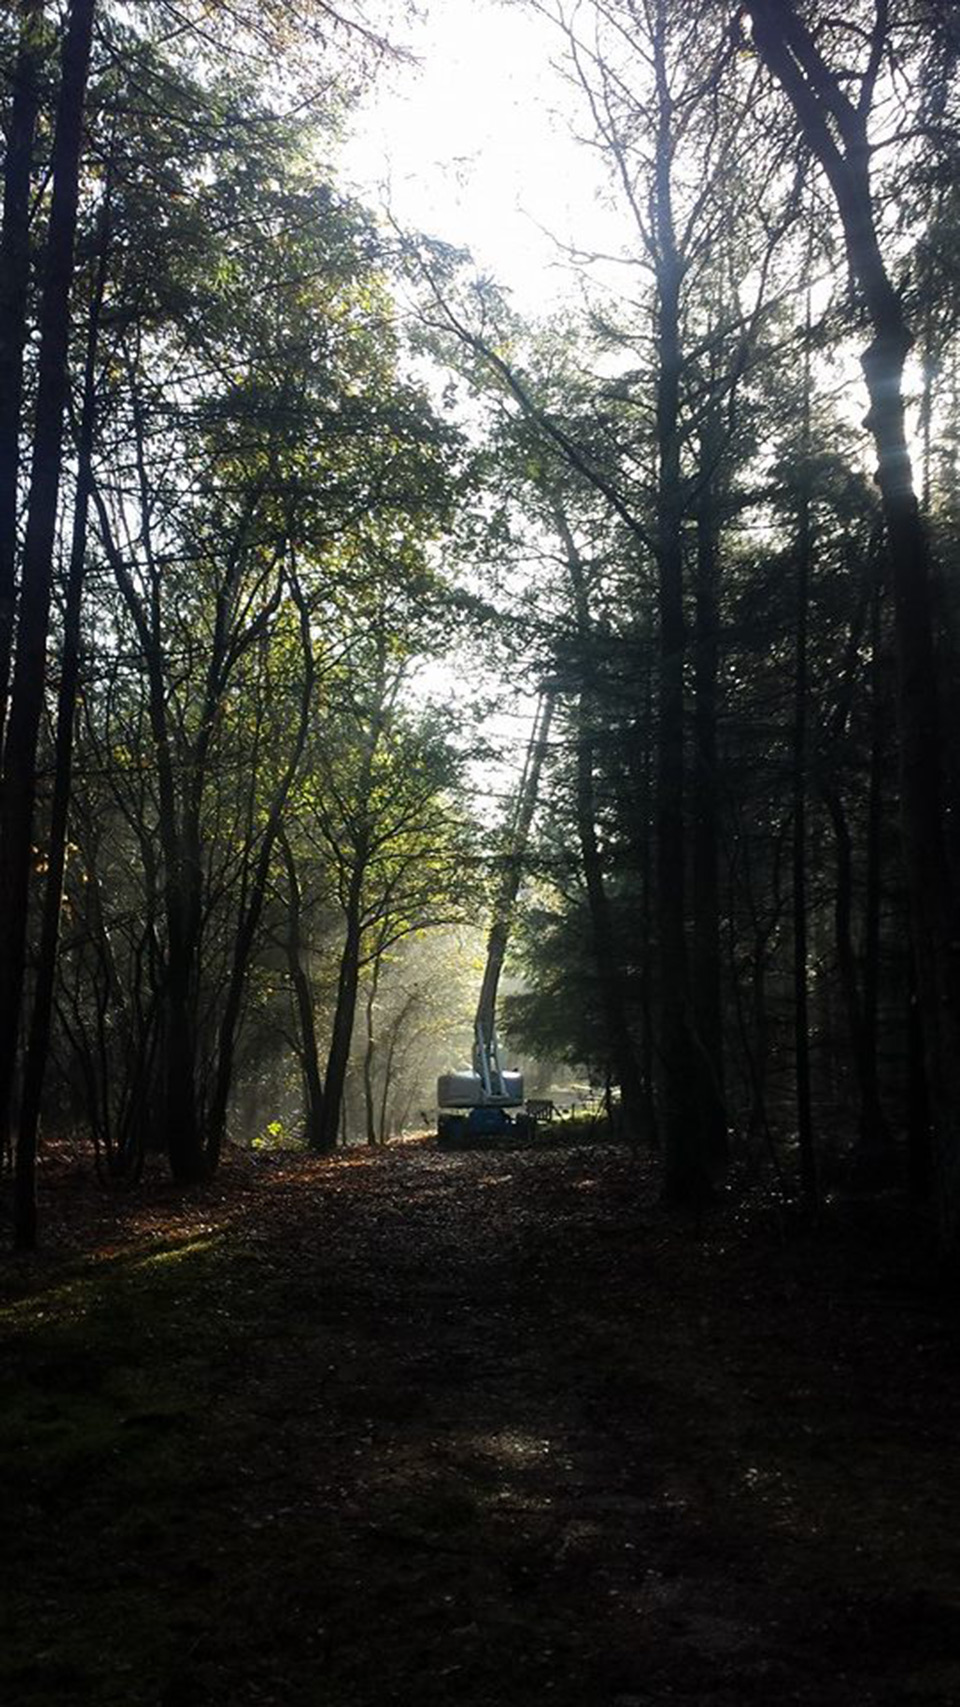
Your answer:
(2, 1138), (959, 1707)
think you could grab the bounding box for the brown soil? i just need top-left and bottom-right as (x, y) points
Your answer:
(2, 1137), (959, 1706)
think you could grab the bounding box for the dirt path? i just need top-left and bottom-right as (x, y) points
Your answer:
(3, 1139), (960, 1705)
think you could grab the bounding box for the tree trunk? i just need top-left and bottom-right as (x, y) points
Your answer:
(378, 1022), (401, 1144)
(693, 462), (729, 1170)
(907, 946), (933, 1197)
(865, 347), (960, 1237)
(378, 1035), (396, 1143)
(859, 567), (892, 1164)
(822, 784), (890, 1171)
(163, 930), (203, 1183)
(575, 708), (648, 1141)
(639, 658), (657, 1140)
(318, 867), (365, 1154)
(792, 326), (817, 1212)
(14, 207), (107, 1249)
(575, 702), (650, 1145)
(0, 0), (44, 757)
(204, 578), (313, 1167)
(363, 954), (381, 1146)
(0, 0), (97, 1167)
(279, 832), (325, 1150)
(651, 38), (706, 1201)
(552, 503), (649, 1144)
(90, 470), (204, 1182)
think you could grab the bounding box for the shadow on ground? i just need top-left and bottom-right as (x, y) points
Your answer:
(2, 1141), (959, 1705)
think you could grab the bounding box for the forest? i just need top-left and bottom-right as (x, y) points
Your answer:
(2, 2), (960, 1703)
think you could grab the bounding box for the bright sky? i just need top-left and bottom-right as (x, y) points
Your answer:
(339, 0), (930, 780)
(340, 3), (607, 777)
(341, 0), (619, 314)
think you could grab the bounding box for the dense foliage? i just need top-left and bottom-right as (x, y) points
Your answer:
(2, 0), (960, 1264)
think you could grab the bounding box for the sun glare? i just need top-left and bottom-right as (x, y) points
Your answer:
(342, 1), (619, 313)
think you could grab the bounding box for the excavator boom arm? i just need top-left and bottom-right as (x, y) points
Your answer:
(473, 690), (555, 1076)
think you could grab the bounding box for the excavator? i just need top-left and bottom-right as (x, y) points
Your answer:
(436, 690), (555, 1148)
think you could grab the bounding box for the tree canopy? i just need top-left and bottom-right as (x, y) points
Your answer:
(1, 0), (959, 1265)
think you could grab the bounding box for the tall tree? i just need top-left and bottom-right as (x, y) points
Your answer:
(0, 0), (46, 752)
(13, 178), (110, 1249)
(290, 642), (470, 1153)
(743, 0), (960, 1254)
(0, 0), (97, 1164)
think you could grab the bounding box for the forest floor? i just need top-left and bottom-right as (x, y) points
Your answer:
(2, 1134), (960, 1707)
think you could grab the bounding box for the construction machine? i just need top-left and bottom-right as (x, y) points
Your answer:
(436, 691), (555, 1148)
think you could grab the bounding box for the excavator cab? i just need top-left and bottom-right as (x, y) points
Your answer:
(437, 1022), (535, 1148)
